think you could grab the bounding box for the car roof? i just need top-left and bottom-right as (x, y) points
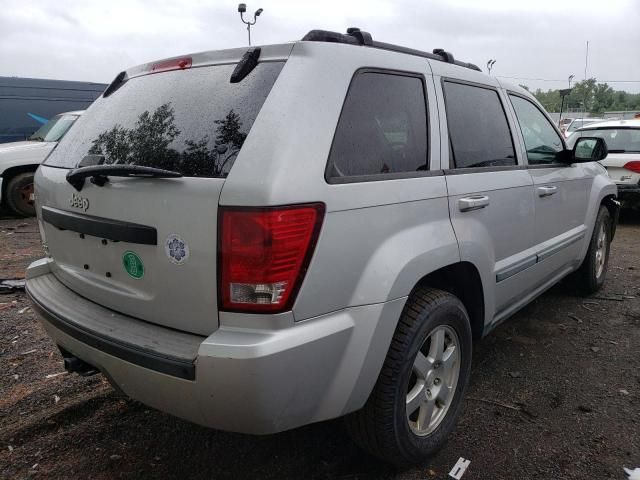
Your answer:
(576, 119), (640, 130)
(575, 117), (606, 121)
(124, 44), (294, 79)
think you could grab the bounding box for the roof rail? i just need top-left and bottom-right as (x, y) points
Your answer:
(301, 28), (482, 73)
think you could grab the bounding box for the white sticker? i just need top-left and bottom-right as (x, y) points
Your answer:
(449, 457), (471, 479)
(165, 234), (190, 265)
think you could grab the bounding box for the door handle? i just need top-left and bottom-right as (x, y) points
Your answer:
(458, 195), (490, 212)
(537, 186), (558, 197)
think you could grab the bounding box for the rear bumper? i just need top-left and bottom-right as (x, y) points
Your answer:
(27, 258), (405, 434)
(616, 184), (640, 209)
(617, 184), (640, 195)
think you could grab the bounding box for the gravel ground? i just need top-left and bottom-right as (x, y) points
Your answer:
(1, 212), (638, 480)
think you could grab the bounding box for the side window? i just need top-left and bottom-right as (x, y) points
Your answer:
(509, 95), (564, 164)
(327, 71), (428, 180)
(443, 81), (516, 169)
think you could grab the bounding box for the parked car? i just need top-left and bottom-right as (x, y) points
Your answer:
(26, 29), (618, 465)
(559, 116), (573, 130)
(562, 117), (607, 138)
(0, 77), (104, 144)
(0, 111), (83, 216)
(569, 119), (640, 209)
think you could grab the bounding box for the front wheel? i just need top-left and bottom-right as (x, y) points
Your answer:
(576, 205), (611, 294)
(345, 287), (472, 466)
(5, 172), (36, 217)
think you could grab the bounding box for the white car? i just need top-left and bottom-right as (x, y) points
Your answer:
(563, 117), (607, 138)
(569, 119), (640, 209)
(0, 111), (83, 216)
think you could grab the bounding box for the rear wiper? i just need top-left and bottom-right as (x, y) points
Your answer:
(66, 164), (182, 191)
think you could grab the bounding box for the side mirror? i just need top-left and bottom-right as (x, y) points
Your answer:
(572, 137), (608, 162)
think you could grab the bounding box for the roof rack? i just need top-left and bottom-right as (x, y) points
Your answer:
(301, 28), (482, 73)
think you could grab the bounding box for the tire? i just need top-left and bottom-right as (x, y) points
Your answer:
(5, 172), (36, 217)
(345, 287), (472, 466)
(576, 205), (612, 294)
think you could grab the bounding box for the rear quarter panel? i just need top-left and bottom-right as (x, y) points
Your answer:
(220, 41), (464, 320)
(579, 163), (618, 259)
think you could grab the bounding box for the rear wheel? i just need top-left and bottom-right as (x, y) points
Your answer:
(5, 172), (36, 217)
(345, 287), (472, 466)
(576, 205), (611, 294)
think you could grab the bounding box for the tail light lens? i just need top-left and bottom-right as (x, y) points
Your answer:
(219, 203), (325, 313)
(149, 57), (192, 74)
(623, 161), (640, 174)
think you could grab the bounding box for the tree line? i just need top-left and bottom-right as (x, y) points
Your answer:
(520, 78), (640, 115)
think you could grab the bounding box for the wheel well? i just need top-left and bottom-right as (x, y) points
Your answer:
(414, 262), (485, 339)
(601, 194), (619, 240)
(1, 165), (38, 200)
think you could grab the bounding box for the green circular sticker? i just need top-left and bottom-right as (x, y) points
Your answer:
(122, 251), (144, 279)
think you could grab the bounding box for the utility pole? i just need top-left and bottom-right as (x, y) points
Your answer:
(582, 41), (589, 118)
(486, 59), (496, 75)
(238, 3), (263, 46)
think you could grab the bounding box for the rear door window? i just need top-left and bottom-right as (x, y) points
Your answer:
(443, 81), (516, 169)
(44, 62), (284, 178)
(326, 71), (428, 180)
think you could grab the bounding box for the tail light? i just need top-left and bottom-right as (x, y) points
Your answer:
(219, 204), (325, 313)
(149, 57), (192, 74)
(623, 161), (640, 174)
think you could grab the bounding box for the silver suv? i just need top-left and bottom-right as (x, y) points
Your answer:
(27, 29), (618, 465)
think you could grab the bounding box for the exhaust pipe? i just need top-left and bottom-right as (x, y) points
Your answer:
(59, 347), (99, 377)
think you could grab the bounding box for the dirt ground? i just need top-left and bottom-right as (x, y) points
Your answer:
(1, 211), (638, 480)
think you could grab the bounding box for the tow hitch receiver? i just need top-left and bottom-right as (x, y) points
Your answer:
(60, 347), (99, 377)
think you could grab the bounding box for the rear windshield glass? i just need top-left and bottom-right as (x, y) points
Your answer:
(570, 127), (640, 152)
(44, 62), (284, 177)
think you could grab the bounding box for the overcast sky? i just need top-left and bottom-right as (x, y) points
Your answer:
(1, 0), (639, 92)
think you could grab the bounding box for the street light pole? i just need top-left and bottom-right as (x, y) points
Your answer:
(568, 74), (575, 89)
(238, 3), (263, 46)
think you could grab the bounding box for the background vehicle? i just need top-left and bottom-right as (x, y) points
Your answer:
(559, 116), (573, 130)
(0, 76), (104, 143)
(0, 111), (83, 216)
(562, 117), (607, 138)
(26, 29), (618, 465)
(569, 119), (640, 209)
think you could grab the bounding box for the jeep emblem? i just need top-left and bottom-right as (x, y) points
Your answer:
(69, 192), (89, 211)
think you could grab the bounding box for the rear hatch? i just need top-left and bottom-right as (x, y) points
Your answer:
(603, 153), (640, 185)
(35, 47), (288, 336)
(577, 126), (640, 186)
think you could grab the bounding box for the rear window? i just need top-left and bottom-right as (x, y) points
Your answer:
(44, 62), (284, 177)
(326, 71), (428, 180)
(570, 127), (640, 153)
